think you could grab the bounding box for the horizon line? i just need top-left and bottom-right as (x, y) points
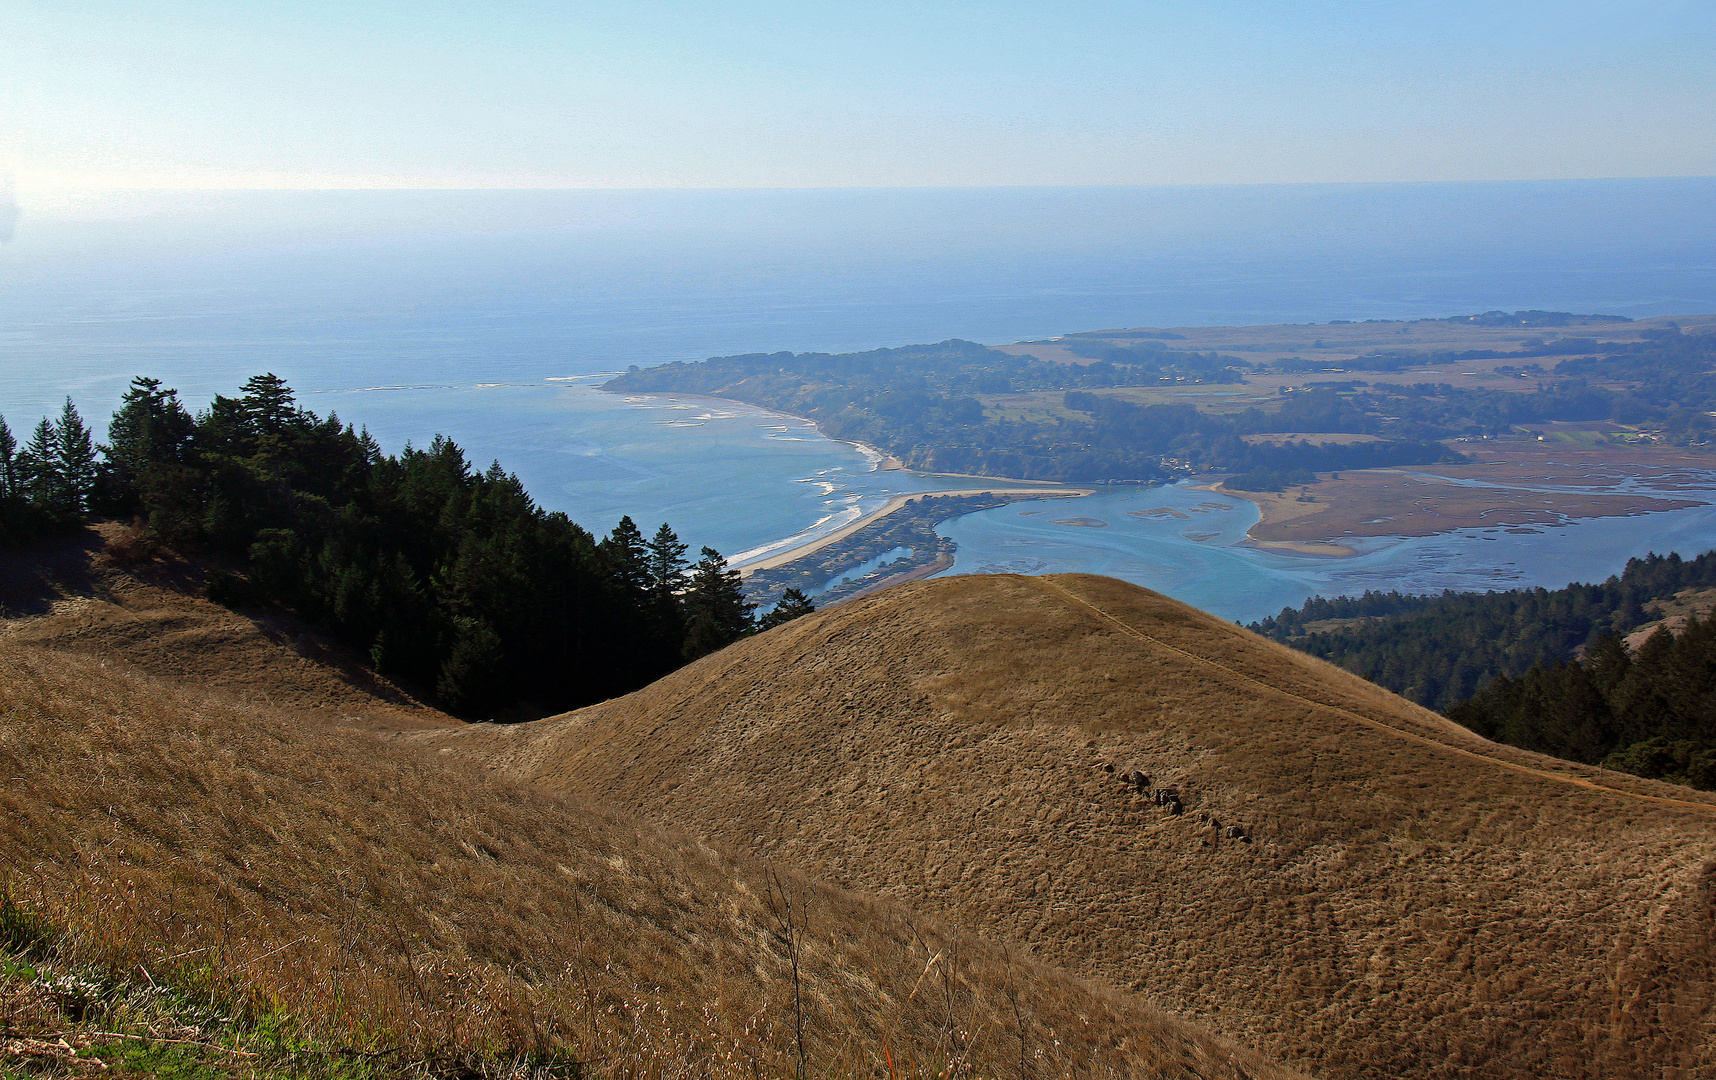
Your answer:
(10, 174), (1716, 196)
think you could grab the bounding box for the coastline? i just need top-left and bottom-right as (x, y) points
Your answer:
(842, 438), (905, 472)
(613, 387), (911, 472)
(738, 486), (1093, 576)
(1191, 482), (1359, 558)
(607, 384), (1090, 488)
(600, 384), (1099, 573)
(616, 385), (1713, 577)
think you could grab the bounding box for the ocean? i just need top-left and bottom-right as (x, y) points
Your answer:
(4, 179), (1716, 620)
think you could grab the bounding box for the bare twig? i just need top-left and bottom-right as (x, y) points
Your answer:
(765, 867), (806, 1080)
(1004, 948), (1030, 1079)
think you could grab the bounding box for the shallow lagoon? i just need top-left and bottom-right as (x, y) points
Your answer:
(937, 479), (1716, 624)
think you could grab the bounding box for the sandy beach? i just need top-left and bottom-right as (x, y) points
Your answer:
(738, 487), (1092, 575)
(1245, 537), (1360, 558)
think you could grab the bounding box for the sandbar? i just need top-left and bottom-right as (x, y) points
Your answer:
(846, 551), (958, 600)
(1207, 444), (1715, 558)
(738, 487), (1092, 575)
(1247, 539), (1359, 558)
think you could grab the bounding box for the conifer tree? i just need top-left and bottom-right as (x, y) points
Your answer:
(681, 546), (755, 660)
(104, 377), (196, 511)
(204, 372), (303, 455)
(646, 523), (689, 600)
(237, 373), (300, 437)
(757, 587), (815, 630)
(0, 415), (15, 498)
(19, 416), (63, 511)
(55, 398), (98, 512)
(600, 516), (652, 596)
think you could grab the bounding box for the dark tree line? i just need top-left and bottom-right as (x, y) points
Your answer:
(622, 338), (1248, 398)
(1255, 551), (1716, 709)
(1, 375), (812, 718)
(1436, 309), (1633, 328)
(1060, 392), (1462, 475)
(1274, 329), (1716, 443)
(1256, 551), (1716, 789)
(0, 398), (101, 545)
(1223, 467), (1317, 492)
(1059, 339), (1249, 381)
(1448, 624), (1716, 790)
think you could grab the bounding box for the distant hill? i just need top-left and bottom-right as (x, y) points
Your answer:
(0, 537), (1297, 1079)
(603, 340), (1457, 483)
(605, 319), (1716, 487)
(423, 574), (1716, 1080)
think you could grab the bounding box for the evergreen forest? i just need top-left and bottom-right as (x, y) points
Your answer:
(0, 375), (813, 718)
(1446, 624), (1716, 791)
(1255, 551), (1716, 789)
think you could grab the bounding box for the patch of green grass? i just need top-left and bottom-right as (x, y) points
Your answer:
(0, 896), (582, 1080)
(0, 892), (53, 961)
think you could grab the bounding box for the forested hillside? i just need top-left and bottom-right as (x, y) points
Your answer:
(1447, 623), (1716, 789)
(1255, 551), (1716, 788)
(0, 375), (809, 717)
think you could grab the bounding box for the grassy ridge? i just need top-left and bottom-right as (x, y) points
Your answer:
(436, 573), (1716, 1080)
(0, 634), (1298, 1080)
(1, 901), (422, 1080)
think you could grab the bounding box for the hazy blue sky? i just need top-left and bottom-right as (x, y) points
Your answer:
(5, 0), (1713, 189)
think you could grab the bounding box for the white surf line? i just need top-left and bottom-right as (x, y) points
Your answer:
(736, 488), (1093, 575)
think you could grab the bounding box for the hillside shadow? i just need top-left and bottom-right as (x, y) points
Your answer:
(0, 529), (105, 616)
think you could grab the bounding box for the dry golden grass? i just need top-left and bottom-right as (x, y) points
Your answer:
(427, 573), (1716, 1080)
(0, 524), (447, 730)
(0, 637), (1299, 1079)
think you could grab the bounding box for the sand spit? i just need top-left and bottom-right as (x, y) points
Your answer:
(739, 486), (1092, 574)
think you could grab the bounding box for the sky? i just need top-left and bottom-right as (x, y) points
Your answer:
(3, 0), (1714, 190)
